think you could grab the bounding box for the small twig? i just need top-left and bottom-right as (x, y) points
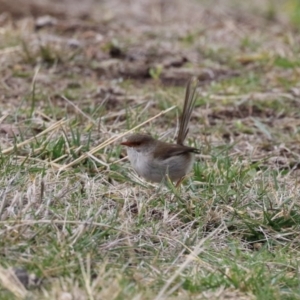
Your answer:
(0, 219), (131, 235)
(0, 266), (28, 299)
(61, 95), (97, 125)
(1, 119), (67, 155)
(15, 156), (63, 169)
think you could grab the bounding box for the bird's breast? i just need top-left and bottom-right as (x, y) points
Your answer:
(126, 148), (194, 183)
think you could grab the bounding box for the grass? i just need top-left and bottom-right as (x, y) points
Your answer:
(1, 0), (300, 299)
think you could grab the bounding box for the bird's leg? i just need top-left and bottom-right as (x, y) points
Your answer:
(164, 175), (179, 192)
(175, 176), (185, 188)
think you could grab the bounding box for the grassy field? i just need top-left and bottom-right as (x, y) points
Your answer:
(1, 0), (300, 299)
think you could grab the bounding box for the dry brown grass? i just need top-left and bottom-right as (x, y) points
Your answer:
(0, 0), (300, 299)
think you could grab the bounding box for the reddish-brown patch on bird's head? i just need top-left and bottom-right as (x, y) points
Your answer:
(120, 140), (137, 147)
(121, 134), (154, 147)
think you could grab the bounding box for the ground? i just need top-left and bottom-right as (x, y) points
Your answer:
(0, 0), (300, 299)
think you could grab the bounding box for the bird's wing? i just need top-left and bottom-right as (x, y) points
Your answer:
(153, 142), (200, 160)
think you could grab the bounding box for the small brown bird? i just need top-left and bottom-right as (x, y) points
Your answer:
(121, 78), (200, 185)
